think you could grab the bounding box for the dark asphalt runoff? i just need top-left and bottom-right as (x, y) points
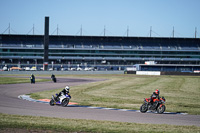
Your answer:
(0, 76), (200, 127)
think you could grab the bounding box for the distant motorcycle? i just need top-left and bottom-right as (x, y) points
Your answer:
(30, 74), (35, 84)
(49, 93), (71, 107)
(140, 96), (166, 114)
(51, 77), (57, 83)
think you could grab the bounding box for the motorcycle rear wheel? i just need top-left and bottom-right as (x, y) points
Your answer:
(140, 104), (148, 113)
(61, 98), (69, 107)
(49, 99), (55, 106)
(157, 105), (166, 114)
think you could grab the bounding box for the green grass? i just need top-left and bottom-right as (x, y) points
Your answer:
(30, 74), (200, 115)
(0, 113), (199, 133)
(1, 75), (200, 132)
(0, 77), (50, 84)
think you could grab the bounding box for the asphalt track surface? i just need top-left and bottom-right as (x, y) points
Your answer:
(0, 76), (200, 127)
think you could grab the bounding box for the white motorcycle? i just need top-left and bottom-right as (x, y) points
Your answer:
(49, 93), (71, 107)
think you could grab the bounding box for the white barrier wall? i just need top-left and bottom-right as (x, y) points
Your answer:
(136, 71), (161, 75)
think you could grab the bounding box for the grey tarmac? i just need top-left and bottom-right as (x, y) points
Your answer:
(0, 76), (200, 127)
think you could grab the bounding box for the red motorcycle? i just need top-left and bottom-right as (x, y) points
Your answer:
(140, 96), (166, 114)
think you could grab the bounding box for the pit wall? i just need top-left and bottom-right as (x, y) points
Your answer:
(136, 71), (161, 75)
(125, 71), (200, 76)
(161, 71), (200, 76)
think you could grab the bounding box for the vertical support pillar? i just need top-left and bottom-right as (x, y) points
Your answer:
(43, 16), (49, 71)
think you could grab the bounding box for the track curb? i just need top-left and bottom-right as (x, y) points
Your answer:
(18, 95), (188, 115)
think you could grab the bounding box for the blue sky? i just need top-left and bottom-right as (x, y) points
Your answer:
(0, 0), (200, 38)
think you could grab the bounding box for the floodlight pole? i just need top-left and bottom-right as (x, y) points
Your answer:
(8, 23), (10, 34)
(57, 24), (59, 35)
(127, 26), (129, 37)
(195, 27), (197, 38)
(150, 26), (152, 37)
(33, 24), (35, 35)
(104, 25), (106, 36)
(80, 25), (82, 36)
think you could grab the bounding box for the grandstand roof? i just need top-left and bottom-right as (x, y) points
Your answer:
(1, 34), (200, 40)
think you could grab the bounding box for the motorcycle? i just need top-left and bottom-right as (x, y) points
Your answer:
(51, 74), (56, 83)
(30, 78), (35, 84)
(140, 96), (166, 114)
(51, 77), (57, 83)
(49, 93), (71, 107)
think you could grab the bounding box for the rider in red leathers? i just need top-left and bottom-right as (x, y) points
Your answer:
(150, 89), (160, 104)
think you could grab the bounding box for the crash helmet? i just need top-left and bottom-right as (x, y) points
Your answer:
(65, 86), (70, 92)
(155, 89), (160, 95)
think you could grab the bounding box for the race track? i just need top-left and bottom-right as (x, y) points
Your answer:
(0, 76), (200, 127)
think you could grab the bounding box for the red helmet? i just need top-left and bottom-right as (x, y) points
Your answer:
(155, 89), (160, 95)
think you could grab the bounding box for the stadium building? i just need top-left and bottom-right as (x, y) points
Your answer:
(0, 34), (200, 71)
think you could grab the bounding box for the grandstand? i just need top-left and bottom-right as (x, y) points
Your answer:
(0, 34), (200, 71)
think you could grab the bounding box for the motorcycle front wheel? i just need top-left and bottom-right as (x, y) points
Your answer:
(157, 105), (166, 114)
(49, 99), (55, 106)
(61, 98), (69, 107)
(140, 104), (148, 113)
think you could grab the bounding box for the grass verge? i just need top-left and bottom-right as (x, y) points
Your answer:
(30, 74), (200, 115)
(0, 77), (50, 84)
(0, 113), (200, 133)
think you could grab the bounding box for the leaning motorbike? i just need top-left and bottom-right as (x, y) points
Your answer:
(49, 93), (71, 107)
(140, 96), (166, 114)
(51, 77), (57, 83)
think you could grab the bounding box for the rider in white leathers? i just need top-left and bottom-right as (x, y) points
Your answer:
(55, 86), (71, 101)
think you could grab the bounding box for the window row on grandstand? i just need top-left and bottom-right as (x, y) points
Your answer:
(1, 48), (199, 55)
(1, 43), (199, 50)
(2, 55), (200, 61)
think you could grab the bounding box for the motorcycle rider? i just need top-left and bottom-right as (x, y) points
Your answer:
(51, 74), (56, 82)
(150, 89), (160, 104)
(51, 74), (55, 79)
(30, 74), (35, 84)
(55, 86), (71, 102)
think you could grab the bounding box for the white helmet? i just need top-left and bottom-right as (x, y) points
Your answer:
(65, 86), (70, 92)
